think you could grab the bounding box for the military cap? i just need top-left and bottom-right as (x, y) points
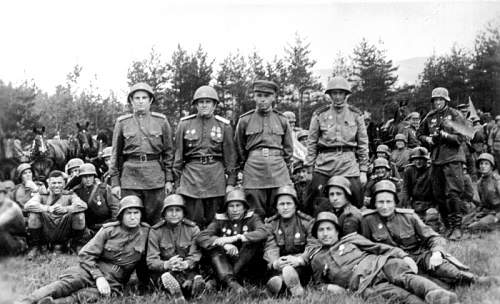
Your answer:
(495, 115), (500, 122)
(16, 163), (32, 176)
(253, 80), (278, 94)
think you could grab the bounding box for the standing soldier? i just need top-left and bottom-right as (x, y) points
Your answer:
(15, 195), (150, 304)
(391, 134), (411, 176)
(487, 115), (500, 167)
(174, 85), (237, 228)
(110, 82), (174, 225)
(417, 87), (468, 240)
(235, 80), (293, 218)
(305, 76), (369, 209)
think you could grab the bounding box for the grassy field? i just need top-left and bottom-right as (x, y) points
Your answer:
(1, 231), (500, 304)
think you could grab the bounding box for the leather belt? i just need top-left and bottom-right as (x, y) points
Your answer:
(187, 155), (222, 164)
(249, 148), (283, 157)
(318, 146), (354, 153)
(126, 154), (161, 162)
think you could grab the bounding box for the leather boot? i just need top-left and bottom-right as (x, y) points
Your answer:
(38, 295), (76, 304)
(266, 276), (283, 296)
(18, 281), (63, 304)
(190, 275), (206, 299)
(211, 252), (246, 294)
(425, 289), (459, 304)
(433, 262), (474, 286)
(161, 272), (186, 304)
(282, 266), (304, 297)
(27, 228), (45, 260)
(395, 272), (457, 303)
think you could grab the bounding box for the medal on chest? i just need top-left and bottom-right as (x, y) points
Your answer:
(295, 232), (301, 239)
(338, 244), (345, 255)
(242, 225), (248, 233)
(96, 199), (102, 206)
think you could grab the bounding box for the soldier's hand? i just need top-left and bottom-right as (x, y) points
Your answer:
(165, 182), (173, 194)
(111, 186), (121, 199)
(52, 205), (68, 215)
(24, 204), (44, 213)
(223, 244), (239, 256)
(284, 256), (304, 267)
(172, 260), (189, 271)
(96, 277), (111, 296)
(360, 172), (367, 185)
(213, 236), (236, 247)
(429, 251), (444, 270)
(403, 256), (418, 274)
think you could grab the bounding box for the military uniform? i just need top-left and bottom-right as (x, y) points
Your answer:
(110, 111), (174, 225)
(174, 114), (237, 227)
(463, 172), (500, 231)
(315, 203), (363, 236)
(361, 208), (477, 286)
(19, 221), (150, 303)
(235, 109), (293, 218)
(401, 124), (421, 149)
(0, 196), (26, 256)
(147, 218), (202, 287)
(391, 148), (410, 175)
(364, 176), (402, 207)
(401, 163), (433, 214)
(417, 106), (467, 231)
(305, 105), (369, 208)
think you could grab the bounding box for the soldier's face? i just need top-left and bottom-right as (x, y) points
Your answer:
(328, 186), (348, 209)
(395, 141), (405, 149)
(227, 201), (246, 220)
(254, 91), (275, 112)
(68, 167), (79, 178)
(48, 176), (65, 195)
(375, 192), (396, 217)
(328, 90), (348, 108)
(496, 120), (500, 127)
(376, 152), (388, 159)
(130, 91), (152, 113)
(165, 206), (184, 225)
(413, 158), (426, 169)
(195, 98), (216, 117)
(81, 175), (95, 187)
(410, 117), (420, 128)
(298, 137), (307, 147)
(479, 160), (493, 175)
(296, 168), (311, 183)
(104, 157), (112, 169)
(122, 208), (141, 228)
(432, 98), (446, 111)
(21, 169), (33, 183)
(276, 195), (296, 219)
(316, 222), (339, 246)
(374, 167), (388, 178)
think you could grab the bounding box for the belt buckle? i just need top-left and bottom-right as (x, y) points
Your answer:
(262, 148), (269, 157)
(140, 154), (147, 162)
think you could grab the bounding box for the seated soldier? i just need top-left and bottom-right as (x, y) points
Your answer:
(362, 180), (498, 287)
(24, 170), (87, 257)
(390, 134), (411, 175)
(296, 130), (309, 147)
(292, 161), (312, 214)
(197, 189), (268, 294)
(369, 144), (400, 179)
(11, 163), (47, 210)
(15, 195), (150, 304)
(72, 163), (118, 238)
(364, 157), (401, 207)
(263, 185), (313, 297)
(100, 147), (112, 186)
(64, 158), (84, 190)
(315, 176), (362, 235)
(147, 194), (205, 303)
(463, 153), (500, 232)
(306, 212), (459, 304)
(0, 181), (27, 256)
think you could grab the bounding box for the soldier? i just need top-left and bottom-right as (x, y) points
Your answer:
(304, 76), (369, 209)
(11, 163), (46, 210)
(306, 211), (459, 304)
(174, 85), (237, 228)
(401, 112), (421, 148)
(147, 194), (204, 303)
(463, 153), (500, 232)
(282, 111), (302, 133)
(364, 157), (401, 207)
(64, 158), (84, 189)
(263, 185), (313, 297)
(391, 134), (411, 175)
(0, 181), (26, 256)
(234, 80), (294, 218)
(361, 180), (497, 287)
(417, 87), (468, 240)
(296, 130), (309, 147)
(487, 115), (500, 168)
(100, 147), (112, 185)
(457, 103), (470, 120)
(24, 170), (87, 256)
(110, 82), (174, 225)
(197, 189), (268, 293)
(72, 163), (119, 237)
(15, 195), (150, 304)
(315, 176), (362, 235)
(292, 161), (312, 214)
(371, 144), (400, 179)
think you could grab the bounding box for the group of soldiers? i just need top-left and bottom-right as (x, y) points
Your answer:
(0, 76), (499, 304)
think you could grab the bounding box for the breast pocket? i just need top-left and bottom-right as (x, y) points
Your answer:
(160, 241), (176, 260)
(331, 243), (357, 266)
(123, 131), (140, 149)
(319, 121), (333, 142)
(103, 240), (122, 259)
(372, 229), (391, 243)
(341, 121), (357, 141)
(149, 127), (163, 147)
(177, 241), (192, 258)
(184, 131), (200, 148)
(399, 231), (418, 247)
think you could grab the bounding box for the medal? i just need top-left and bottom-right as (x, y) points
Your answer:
(222, 227), (226, 233)
(243, 225), (248, 232)
(97, 200), (102, 206)
(378, 223), (383, 229)
(295, 232), (300, 239)
(339, 244), (345, 255)
(226, 229), (232, 235)
(278, 229), (283, 235)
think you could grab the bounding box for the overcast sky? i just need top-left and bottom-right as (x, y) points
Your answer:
(1, 0), (499, 98)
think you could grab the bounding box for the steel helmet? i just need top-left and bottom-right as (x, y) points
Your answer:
(373, 180), (397, 195)
(431, 87), (450, 102)
(102, 147), (112, 158)
(477, 153), (495, 168)
(376, 144), (391, 156)
(193, 85), (219, 104)
(406, 112), (420, 120)
(66, 158), (84, 172)
(409, 147), (430, 160)
(117, 195), (144, 219)
(296, 130), (309, 141)
(79, 163), (97, 176)
(283, 111), (296, 122)
(325, 176), (352, 196)
(495, 115), (500, 122)
(274, 185), (298, 206)
(394, 133), (407, 143)
(325, 76), (351, 94)
(224, 189), (249, 209)
(128, 82), (155, 103)
(373, 157), (391, 170)
(161, 194), (186, 215)
(311, 212), (339, 238)
(16, 163), (32, 176)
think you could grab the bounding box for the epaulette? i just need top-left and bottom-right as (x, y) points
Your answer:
(140, 222), (151, 228)
(151, 112), (167, 119)
(239, 109), (255, 118)
(215, 115), (230, 124)
(297, 211), (313, 221)
(395, 208), (414, 214)
(215, 213), (229, 220)
(492, 172), (500, 181)
(244, 210), (255, 218)
(180, 114), (197, 121)
(265, 214), (279, 224)
(312, 105), (329, 116)
(117, 113), (133, 122)
(348, 104), (362, 115)
(182, 218), (197, 227)
(102, 221), (120, 228)
(152, 219), (166, 229)
(362, 209), (378, 217)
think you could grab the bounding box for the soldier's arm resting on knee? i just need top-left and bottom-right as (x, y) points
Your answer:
(24, 193), (49, 213)
(66, 193), (88, 213)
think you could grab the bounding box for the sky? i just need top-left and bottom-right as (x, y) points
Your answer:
(1, 0), (499, 99)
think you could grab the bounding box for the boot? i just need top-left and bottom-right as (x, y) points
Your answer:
(17, 282), (62, 304)
(266, 275), (283, 296)
(26, 228), (45, 260)
(432, 262), (475, 285)
(38, 296), (76, 304)
(425, 289), (459, 304)
(226, 278), (246, 295)
(191, 275), (206, 298)
(282, 266), (304, 297)
(395, 271), (457, 303)
(160, 272), (186, 304)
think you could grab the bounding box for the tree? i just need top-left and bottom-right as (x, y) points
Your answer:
(331, 52), (354, 79)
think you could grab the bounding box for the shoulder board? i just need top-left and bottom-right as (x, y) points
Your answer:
(492, 172), (500, 180)
(62, 190), (73, 195)
(180, 114), (197, 121)
(348, 104), (362, 114)
(102, 221), (120, 228)
(245, 210), (255, 218)
(151, 112), (167, 119)
(140, 222), (150, 228)
(395, 208), (414, 214)
(362, 209), (378, 217)
(273, 109), (285, 116)
(313, 105), (329, 116)
(239, 109), (255, 118)
(152, 219), (166, 229)
(215, 213), (229, 220)
(182, 218), (197, 227)
(117, 113), (133, 122)
(265, 214), (279, 224)
(215, 115), (230, 124)
(297, 211), (313, 221)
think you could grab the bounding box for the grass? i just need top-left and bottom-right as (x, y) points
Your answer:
(1, 231), (500, 304)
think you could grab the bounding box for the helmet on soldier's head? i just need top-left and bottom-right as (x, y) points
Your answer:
(102, 147), (112, 158)
(394, 133), (407, 143)
(224, 189), (249, 209)
(117, 195), (144, 219)
(311, 212), (339, 238)
(431, 87), (450, 102)
(66, 158), (84, 172)
(369, 180), (399, 209)
(409, 147), (430, 160)
(16, 163), (32, 176)
(274, 185), (298, 206)
(128, 82), (155, 103)
(373, 157), (391, 170)
(325, 76), (351, 94)
(79, 163), (97, 176)
(161, 194), (186, 215)
(283, 111), (296, 122)
(495, 115), (500, 122)
(296, 130), (309, 141)
(477, 153), (495, 168)
(376, 144), (390, 157)
(192, 85), (219, 104)
(325, 176), (352, 196)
